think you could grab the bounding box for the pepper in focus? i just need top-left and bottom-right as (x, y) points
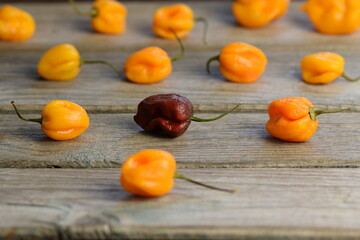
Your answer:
(152, 3), (208, 45)
(207, 42), (268, 83)
(68, 0), (127, 34)
(301, 52), (360, 84)
(120, 149), (237, 197)
(300, 0), (360, 34)
(134, 93), (240, 137)
(11, 100), (90, 141)
(0, 5), (35, 41)
(232, 0), (290, 28)
(266, 97), (347, 142)
(38, 43), (121, 81)
(124, 29), (184, 84)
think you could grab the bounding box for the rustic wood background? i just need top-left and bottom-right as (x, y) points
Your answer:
(1, 1), (360, 239)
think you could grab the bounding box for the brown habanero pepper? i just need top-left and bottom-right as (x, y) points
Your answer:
(134, 93), (240, 137)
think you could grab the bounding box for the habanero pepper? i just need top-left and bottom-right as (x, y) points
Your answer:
(207, 42), (268, 83)
(68, 0), (127, 34)
(120, 149), (237, 197)
(301, 52), (360, 84)
(152, 3), (208, 45)
(11, 100), (89, 141)
(232, 0), (289, 28)
(266, 97), (347, 142)
(0, 5), (35, 42)
(38, 43), (121, 81)
(134, 93), (240, 137)
(300, 0), (360, 35)
(124, 29), (184, 84)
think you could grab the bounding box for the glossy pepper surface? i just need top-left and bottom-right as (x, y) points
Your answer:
(301, 0), (360, 34)
(207, 42), (267, 83)
(232, 0), (289, 28)
(11, 100), (89, 141)
(0, 5), (35, 41)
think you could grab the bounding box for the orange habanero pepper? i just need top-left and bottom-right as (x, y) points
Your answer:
(68, 0), (127, 34)
(232, 0), (290, 28)
(0, 5), (35, 42)
(301, 52), (360, 84)
(301, 0), (360, 34)
(11, 100), (89, 141)
(38, 43), (120, 81)
(207, 42), (267, 83)
(152, 3), (208, 45)
(266, 97), (346, 142)
(120, 149), (237, 197)
(124, 29), (184, 84)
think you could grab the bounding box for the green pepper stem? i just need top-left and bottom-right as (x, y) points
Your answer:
(341, 72), (360, 82)
(194, 17), (208, 46)
(206, 55), (220, 74)
(11, 101), (42, 124)
(80, 58), (122, 78)
(190, 104), (240, 122)
(169, 28), (185, 62)
(174, 171), (237, 193)
(309, 107), (349, 121)
(68, 0), (98, 17)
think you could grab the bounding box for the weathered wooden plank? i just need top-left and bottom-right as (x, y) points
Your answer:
(1, 168), (360, 239)
(0, 2), (359, 52)
(1, 112), (359, 168)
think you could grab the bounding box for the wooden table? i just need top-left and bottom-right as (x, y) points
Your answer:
(2, 1), (360, 239)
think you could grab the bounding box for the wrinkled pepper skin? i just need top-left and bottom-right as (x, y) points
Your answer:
(266, 97), (318, 142)
(0, 5), (35, 41)
(91, 0), (127, 34)
(152, 4), (194, 39)
(120, 149), (176, 197)
(219, 42), (267, 83)
(38, 44), (81, 81)
(301, 52), (344, 84)
(232, 0), (289, 28)
(124, 47), (172, 84)
(134, 94), (194, 137)
(301, 0), (360, 34)
(41, 100), (90, 140)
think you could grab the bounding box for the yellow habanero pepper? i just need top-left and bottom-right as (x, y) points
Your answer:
(301, 0), (360, 34)
(232, 0), (290, 28)
(0, 5), (35, 41)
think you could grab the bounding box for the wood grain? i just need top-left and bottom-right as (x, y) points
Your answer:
(2, 168), (360, 239)
(1, 112), (359, 168)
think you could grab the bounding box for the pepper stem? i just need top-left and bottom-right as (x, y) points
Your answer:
(190, 104), (240, 122)
(174, 171), (237, 193)
(206, 55), (220, 74)
(68, 0), (98, 17)
(341, 72), (360, 82)
(309, 107), (348, 121)
(11, 101), (42, 124)
(169, 28), (185, 62)
(80, 58), (122, 77)
(194, 17), (208, 45)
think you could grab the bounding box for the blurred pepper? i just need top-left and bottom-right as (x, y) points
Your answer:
(124, 29), (184, 84)
(0, 5), (35, 42)
(120, 149), (237, 197)
(134, 93), (240, 137)
(301, 0), (360, 34)
(207, 42), (267, 83)
(11, 100), (89, 141)
(38, 43), (121, 81)
(232, 0), (289, 28)
(266, 97), (346, 142)
(68, 0), (127, 34)
(152, 3), (208, 45)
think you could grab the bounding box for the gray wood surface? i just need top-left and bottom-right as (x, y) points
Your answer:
(1, 168), (360, 240)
